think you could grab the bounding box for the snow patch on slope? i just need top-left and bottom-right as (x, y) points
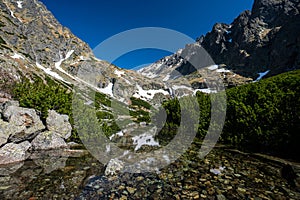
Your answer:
(98, 83), (114, 97)
(194, 88), (217, 95)
(172, 85), (193, 91)
(9, 9), (16, 18)
(133, 85), (169, 100)
(208, 65), (218, 70)
(163, 74), (170, 82)
(36, 62), (66, 82)
(16, 1), (23, 8)
(55, 50), (74, 68)
(216, 68), (230, 73)
(109, 131), (124, 141)
(65, 50), (74, 59)
(114, 69), (125, 77)
(11, 53), (24, 60)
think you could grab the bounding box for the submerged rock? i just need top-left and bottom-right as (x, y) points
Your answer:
(32, 153), (68, 174)
(105, 158), (124, 176)
(0, 141), (31, 165)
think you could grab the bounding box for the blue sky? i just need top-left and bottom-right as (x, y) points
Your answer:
(40, 0), (254, 69)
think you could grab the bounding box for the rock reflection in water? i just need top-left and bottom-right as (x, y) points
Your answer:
(0, 149), (104, 200)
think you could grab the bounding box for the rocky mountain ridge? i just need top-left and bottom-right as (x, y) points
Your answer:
(139, 0), (300, 80)
(2, 0), (293, 106)
(0, 0), (174, 105)
(200, 0), (300, 78)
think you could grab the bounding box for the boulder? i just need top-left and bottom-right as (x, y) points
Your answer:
(2, 101), (19, 109)
(0, 141), (31, 165)
(0, 119), (10, 146)
(0, 162), (24, 176)
(46, 110), (72, 139)
(0, 100), (19, 115)
(31, 131), (67, 150)
(2, 105), (45, 142)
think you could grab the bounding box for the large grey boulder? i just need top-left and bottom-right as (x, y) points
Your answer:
(0, 141), (31, 165)
(46, 110), (72, 139)
(2, 106), (45, 142)
(31, 131), (67, 150)
(0, 119), (10, 146)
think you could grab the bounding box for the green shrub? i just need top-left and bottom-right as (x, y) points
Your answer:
(221, 70), (300, 159)
(156, 70), (300, 160)
(130, 97), (151, 109)
(95, 92), (111, 108)
(13, 76), (72, 121)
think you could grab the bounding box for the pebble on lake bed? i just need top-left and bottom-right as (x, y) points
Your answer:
(105, 158), (124, 176)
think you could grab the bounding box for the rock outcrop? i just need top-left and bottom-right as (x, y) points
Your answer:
(105, 158), (124, 176)
(2, 105), (45, 142)
(198, 0), (300, 78)
(139, 0), (300, 81)
(0, 119), (11, 146)
(0, 100), (72, 165)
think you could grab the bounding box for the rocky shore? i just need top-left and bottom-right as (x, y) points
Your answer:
(77, 144), (300, 200)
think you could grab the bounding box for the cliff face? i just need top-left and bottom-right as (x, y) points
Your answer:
(140, 0), (300, 80)
(0, 0), (91, 65)
(0, 0), (107, 87)
(0, 0), (96, 82)
(199, 0), (300, 78)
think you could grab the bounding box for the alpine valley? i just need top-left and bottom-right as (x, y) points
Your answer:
(0, 0), (299, 199)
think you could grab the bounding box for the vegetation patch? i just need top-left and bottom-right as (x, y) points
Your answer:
(156, 70), (300, 160)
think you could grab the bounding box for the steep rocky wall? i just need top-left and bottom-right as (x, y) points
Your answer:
(199, 0), (300, 78)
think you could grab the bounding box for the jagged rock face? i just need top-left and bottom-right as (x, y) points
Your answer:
(139, 43), (252, 92)
(0, 0), (91, 66)
(140, 0), (299, 82)
(138, 43), (216, 80)
(0, 0), (114, 89)
(199, 0), (300, 78)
